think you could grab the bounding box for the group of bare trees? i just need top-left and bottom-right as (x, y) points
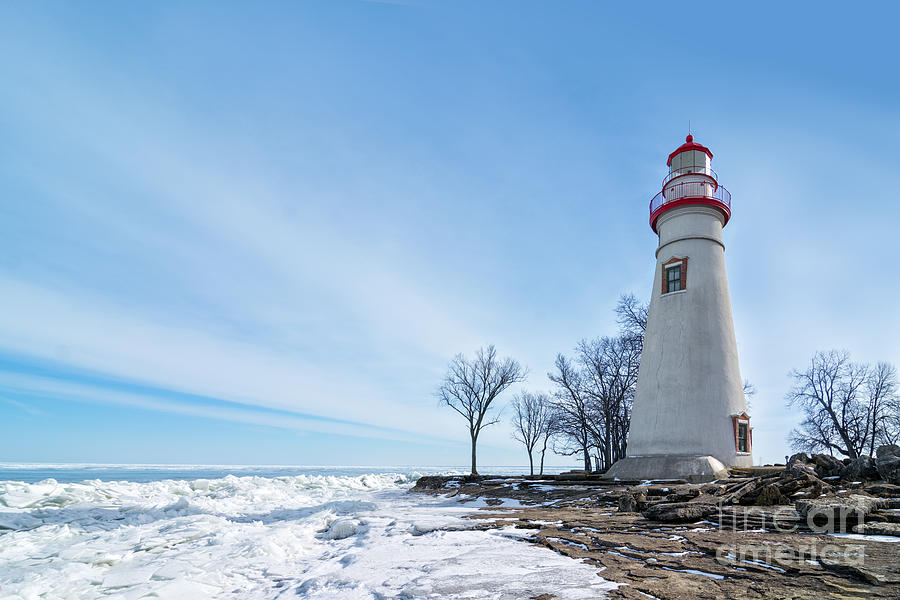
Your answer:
(507, 296), (647, 474)
(545, 295), (645, 472)
(505, 296), (647, 475)
(438, 296), (647, 476)
(787, 350), (899, 458)
(510, 391), (555, 476)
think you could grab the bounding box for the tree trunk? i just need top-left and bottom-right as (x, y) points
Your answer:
(539, 437), (548, 476)
(869, 402), (880, 457)
(826, 406), (859, 459)
(528, 452), (534, 476)
(583, 446), (591, 472)
(470, 434), (478, 476)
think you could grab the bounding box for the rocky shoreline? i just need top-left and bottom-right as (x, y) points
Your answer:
(411, 453), (900, 599)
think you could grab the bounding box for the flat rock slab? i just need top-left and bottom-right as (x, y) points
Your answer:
(854, 521), (900, 537)
(642, 502), (719, 523)
(866, 483), (900, 497)
(415, 476), (900, 599)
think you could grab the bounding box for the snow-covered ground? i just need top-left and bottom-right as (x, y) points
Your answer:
(0, 473), (618, 599)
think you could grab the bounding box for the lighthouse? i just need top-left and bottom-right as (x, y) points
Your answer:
(605, 135), (752, 482)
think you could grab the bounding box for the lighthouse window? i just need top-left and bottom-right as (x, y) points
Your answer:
(666, 264), (682, 292)
(738, 422), (749, 453)
(662, 257), (688, 295)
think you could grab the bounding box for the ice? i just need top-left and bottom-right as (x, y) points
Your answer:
(661, 567), (725, 579)
(103, 565), (159, 588)
(324, 518), (363, 540)
(461, 496), (529, 508)
(0, 472), (620, 599)
(548, 537), (590, 551)
(828, 532), (900, 543)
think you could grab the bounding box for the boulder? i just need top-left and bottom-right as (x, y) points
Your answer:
(641, 501), (718, 523)
(786, 453), (818, 479)
(788, 452), (810, 463)
(810, 453), (844, 478)
(413, 476), (452, 490)
(754, 483), (790, 506)
(876, 444), (900, 459)
(839, 455), (878, 481)
(876, 445), (900, 484)
(795, 494), (884, 533)
(617, 490), (647, 513)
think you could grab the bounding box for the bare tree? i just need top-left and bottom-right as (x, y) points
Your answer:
(510, 391), (554, 476)
(616, 294), (648, 351)
(438, 345), (526, 475)
(616, 293), (648, 335)
(786, 350), (881, 459)
(883, 392), (900, 446)
(788, 408), (838, 455)
(548, 353), (593, 471)
(743, 380), (756, 398)
(537, 409), (558, 477)
(868, 362), (898, 452)
(743, 379), (757, 411)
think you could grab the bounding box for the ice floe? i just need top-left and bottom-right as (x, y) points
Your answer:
(0, 472), (619, 599)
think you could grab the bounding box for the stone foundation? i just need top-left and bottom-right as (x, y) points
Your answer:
(603, 455), (729, 483)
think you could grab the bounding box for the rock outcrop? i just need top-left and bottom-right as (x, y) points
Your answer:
(841, 455), (879, 480)
(876, 445), (900, 484)
(414, 470), (900, 598)
(809, 453), (844, 478)
(795, 494), (884, 532)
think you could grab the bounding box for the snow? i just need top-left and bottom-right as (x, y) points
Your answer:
(459, 495), (530, 508)
(0, 473), (620, 599)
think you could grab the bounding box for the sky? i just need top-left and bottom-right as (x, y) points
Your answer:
(0, 1), (898, 467)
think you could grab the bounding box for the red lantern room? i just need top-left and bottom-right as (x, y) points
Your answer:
(649, 135), (731, 233)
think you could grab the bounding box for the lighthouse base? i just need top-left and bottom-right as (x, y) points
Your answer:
(603, 455), (729, 483)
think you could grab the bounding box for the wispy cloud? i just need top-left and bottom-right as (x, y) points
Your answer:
(0, 368), (448, 445)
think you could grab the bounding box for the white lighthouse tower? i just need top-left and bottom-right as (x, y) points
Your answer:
(605, 135), (752, 482)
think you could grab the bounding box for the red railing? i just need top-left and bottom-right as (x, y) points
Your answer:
(661, 165), (718, 187)
(649, 181), (731, 230)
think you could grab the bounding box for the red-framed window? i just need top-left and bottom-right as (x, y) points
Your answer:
(731, 413), (751, 453)
(661, 257), (688, 294)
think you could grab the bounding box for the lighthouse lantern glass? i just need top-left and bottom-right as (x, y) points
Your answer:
(669, 150), (710, 177)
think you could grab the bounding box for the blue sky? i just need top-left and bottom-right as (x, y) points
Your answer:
(1, 1), (898, 466)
